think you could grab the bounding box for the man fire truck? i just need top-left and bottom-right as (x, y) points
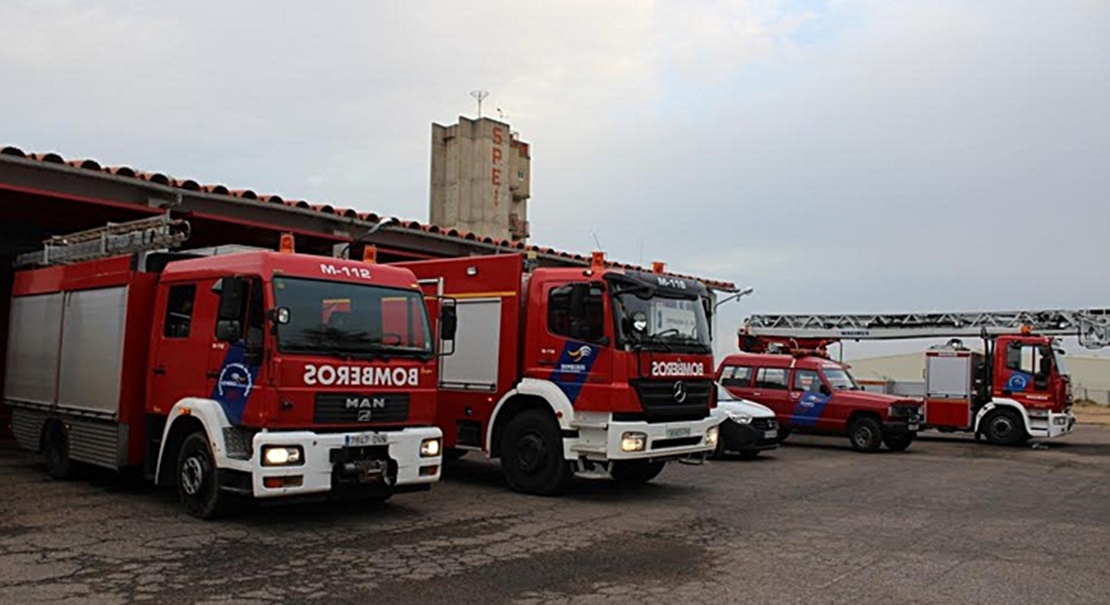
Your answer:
(4, 216), (446, 518)
(740, 309), (1110, 445)
(395, 252), (722, 495)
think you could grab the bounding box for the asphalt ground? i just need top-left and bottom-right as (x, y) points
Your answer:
(1, 425), (1108, 605)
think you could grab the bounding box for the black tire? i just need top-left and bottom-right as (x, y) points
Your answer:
(983, 409), (1027, 446)
(500, 409), (573, 496)
(737, 449), (760, 461)
(848, 417), (883, 453)
(176, 432), (229, 519)
(883, 431), (915, 452)
(610, 460), (666, 484)
(443, 448), (468, 462)
(43, 423), (72, 480)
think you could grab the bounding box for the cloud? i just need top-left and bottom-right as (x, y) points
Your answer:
(1, 0), (1107, 348)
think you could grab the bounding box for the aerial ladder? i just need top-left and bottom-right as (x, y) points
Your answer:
(738, 308), (1110, 444)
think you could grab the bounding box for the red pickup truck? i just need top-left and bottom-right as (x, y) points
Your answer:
(717, 353), (924, 452)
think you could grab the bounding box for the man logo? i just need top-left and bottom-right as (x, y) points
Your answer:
(673, 381), (688, 403)
(345, 397), (387, 410)
(568, 345), (593, 362)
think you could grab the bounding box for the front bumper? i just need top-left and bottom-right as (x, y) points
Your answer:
(569, 414), (722, 461)
(719, 418), (781, 452)
(240, 426), (442, 499)
(1044, 411), (1076, 438)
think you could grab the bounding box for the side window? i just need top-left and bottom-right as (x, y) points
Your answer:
(1005, 343), (1038, 375)
(755, 367), (789, 390)
(215, 277), (265, 348)
(792, 369), (822, 392)
(721, 365), (753, 387)
(163, 285), (197, 338)
(548, 283), (606, 343)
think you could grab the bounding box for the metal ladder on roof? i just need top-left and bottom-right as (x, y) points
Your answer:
(744, 309), (1110, 350)
(14, 213), (191, 268)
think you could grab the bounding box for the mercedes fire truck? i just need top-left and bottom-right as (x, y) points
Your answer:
(4, 216), (446, 517)
(740, 308), (1110, 445)
(396, 252), (722, 495)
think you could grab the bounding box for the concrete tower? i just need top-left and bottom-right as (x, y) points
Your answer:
(429, 116), (531, 243)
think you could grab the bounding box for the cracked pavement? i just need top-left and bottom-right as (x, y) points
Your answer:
(2, 425), (1109, 604)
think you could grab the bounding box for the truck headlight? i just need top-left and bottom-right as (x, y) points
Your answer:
(727, 411), (753, 424)
(621, 432), (647, 452)
(262, 445), (304, 467)
(420, 438), (442, 458)
(706, 426), (720, 448)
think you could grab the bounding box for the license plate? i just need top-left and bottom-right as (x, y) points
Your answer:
(764, 430), (778, 439)
(908, 423), (919, 431)
(345, 432), (389, 447)
(666, 427), (692, 439)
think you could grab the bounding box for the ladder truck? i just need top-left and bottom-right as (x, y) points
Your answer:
(739, 309), (1110, 445)
(4, 216), (447, 517)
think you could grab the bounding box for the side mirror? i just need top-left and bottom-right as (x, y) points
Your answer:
(820, 384), (832, 396)
(216, 319), (242, 342)
(440, 301), (458, 341)
(217, 277), (245, 321)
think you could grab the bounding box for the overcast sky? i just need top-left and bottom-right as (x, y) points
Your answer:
(2, 0), (1108, 359)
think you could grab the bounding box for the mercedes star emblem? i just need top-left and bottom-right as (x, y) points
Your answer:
(673, 381), (688, 403)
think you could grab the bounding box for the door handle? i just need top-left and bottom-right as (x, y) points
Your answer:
(206, 370), (220, 379)
(152, 366), (167, 376)
(753, 391), (762, 396)
(538, 360), (556, 367)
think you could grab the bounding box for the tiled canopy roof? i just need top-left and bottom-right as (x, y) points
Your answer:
(0, 145), (736, 290)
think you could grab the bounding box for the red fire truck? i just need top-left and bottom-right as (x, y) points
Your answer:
(396, 252), (722, 495)
(740, 309), (1110, 445)
(4, 217), (446, 517)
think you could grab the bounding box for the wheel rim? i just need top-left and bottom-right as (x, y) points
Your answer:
(181, 455), (206, 496)
(516, 432), (547, 474)
(991, 417), (1014, 440)
(854, 426), (873, 448)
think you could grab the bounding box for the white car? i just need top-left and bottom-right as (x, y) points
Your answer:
(711, 384), (781, 460)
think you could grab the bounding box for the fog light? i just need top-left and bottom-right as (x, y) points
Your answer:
(621, 432), (647, 452)
(263, 475), (303, 489)
(706, 426), (720, 448)
(420, 438), (442, 458)
(262, 445), (304, 466)
(420, 465), (439, 476)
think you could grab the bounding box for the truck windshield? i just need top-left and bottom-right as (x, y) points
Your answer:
(613, 292), (712, 353)
(823, 367), (859, 390)
(273, 277), (432, 360)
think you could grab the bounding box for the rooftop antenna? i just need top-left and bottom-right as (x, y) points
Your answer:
(470, 90), (490, 118)
(592, 231), (604, 251)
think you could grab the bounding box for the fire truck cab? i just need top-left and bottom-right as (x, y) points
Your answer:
(6, 233), (445, 518)
(718, 353), (923, 452)
(398, 253), (722, 495)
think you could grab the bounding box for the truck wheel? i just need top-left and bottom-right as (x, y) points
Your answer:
(983, 409), (1027, 446)
(610, 460), (666, 484)
(848, 417), (883, 453)
(43, 423), (72, 479)
(882, 431), (915, 452)
(177, 432), (228, 519)
(500, 409), (573, 496)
